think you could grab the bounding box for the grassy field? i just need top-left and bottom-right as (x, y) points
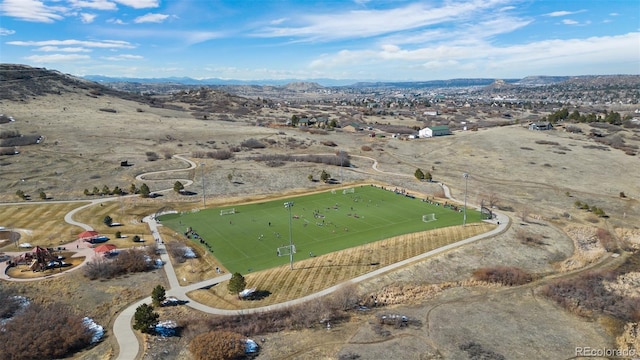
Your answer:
(159, 185), (483, 273)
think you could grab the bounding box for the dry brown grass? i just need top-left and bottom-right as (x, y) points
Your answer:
(0, 203), (83, 250)
(188, 222), (494, 309)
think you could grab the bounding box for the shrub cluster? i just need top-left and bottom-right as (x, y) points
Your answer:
(573, 200), (607, 217)
(166, 241), (191, 263)
(251, 153), (351, 167)
(594, 134), (638, 155)
(472, 266), (532, 286)
(595, 228), (617, 252)
(565, 125), (582, 133)
(0, 146), (17, 155)
(541, 268), (640, 322)
(0, 289), (22, 319)
(516, 229), (546, 246)
(534, 140), (560, 146)
(190, 330), (246, 360)
(0, 301), (92, 360)
(83, 247), (156, 279)
(181, 283), (359, 339)
(0, 130), (20, 139)
(459, 342), (506, 360)
(240, 138), (266, 149)
(208, 149), (232, 160)
(0, 134), (40, 147)
(145, 151), (159, 161)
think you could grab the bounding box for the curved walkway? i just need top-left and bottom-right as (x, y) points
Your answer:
(0, 154), (197, 282)
(1, 153), (509, 360)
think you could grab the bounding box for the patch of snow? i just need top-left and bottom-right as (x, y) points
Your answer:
(155, 320), (178, 337)
(83, 317), (104, 344)
(183, 247), (197, 258)
(245, 339), (259, 353)
(239, 288), (256, 298)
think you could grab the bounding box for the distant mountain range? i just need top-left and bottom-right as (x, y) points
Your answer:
(83, 75), (359, 87)
(82, 75), (579, 88)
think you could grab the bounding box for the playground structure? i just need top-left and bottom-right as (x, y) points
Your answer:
(7, 246), (65, 272)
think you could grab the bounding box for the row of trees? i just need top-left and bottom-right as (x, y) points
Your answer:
(132, 285), (166, 334)
(83, 183), (150, 197)
(307, 170), (332, 182)
(14, 189), (47, 200)
(545, 108), (631, 126)
(16, 183), (152, 201)
(414, 168), (433, 181)
(290, 115), (338, 128)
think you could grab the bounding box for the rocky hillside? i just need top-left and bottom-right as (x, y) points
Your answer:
(0, 64), (153, 103)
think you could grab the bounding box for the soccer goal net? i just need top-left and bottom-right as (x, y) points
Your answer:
(220, 208), (236, 216)
(422, 213), (437, 223)
(276, 244), (296, 256)
(342, 188), (355, 194)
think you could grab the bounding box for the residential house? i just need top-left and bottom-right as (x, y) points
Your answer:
(528, 122), (553, 130)
(419, 125), (451, 138)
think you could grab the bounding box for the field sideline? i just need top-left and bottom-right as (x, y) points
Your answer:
(159, 185), (483, 273)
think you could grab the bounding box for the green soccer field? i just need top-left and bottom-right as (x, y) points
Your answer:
(158, 185), (483, 274)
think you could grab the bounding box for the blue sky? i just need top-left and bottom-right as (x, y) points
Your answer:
(1, 0), (638, 81)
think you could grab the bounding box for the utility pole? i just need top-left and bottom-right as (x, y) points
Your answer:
(284, 201), (294, 270)
(463, 173), (469, 226)
(339, 150), (343, 183)
(201, 163), (205, 209)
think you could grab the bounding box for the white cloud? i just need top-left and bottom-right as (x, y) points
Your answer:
(8, 39), (135, 49)
(270, 18), (287, 25)
(380, 14), (531, 47)
(134, 13), (169, 23)
(545, 10), (586, 17)
(113, 0), (159, 9)
(562, 19), (578, 25)
(609, 12), (619, 16)
(182, 31), (223, 45)
(0, 27), (16, 36)
(36, 46), (92, 52)
(80, 13), (97, 23)
(0, 0), (66, 23)
(308, 32), (640, 78)
(103, 54), (144, 61)
(69, 0), (117, 11)
(25, 53), (91, 63)
(256, 0), (513, 41)
(107, 18), (126, 24)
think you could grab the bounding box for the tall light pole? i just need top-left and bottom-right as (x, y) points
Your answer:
(463, 173), (469, 226)
(339, 150), (343, 184)
(200, 163), (205, 209)
(284, 201), (294, 270)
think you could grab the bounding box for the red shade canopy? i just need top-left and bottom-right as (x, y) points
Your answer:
(78, 230), (99, 239)
(94, 244), (117, 253)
